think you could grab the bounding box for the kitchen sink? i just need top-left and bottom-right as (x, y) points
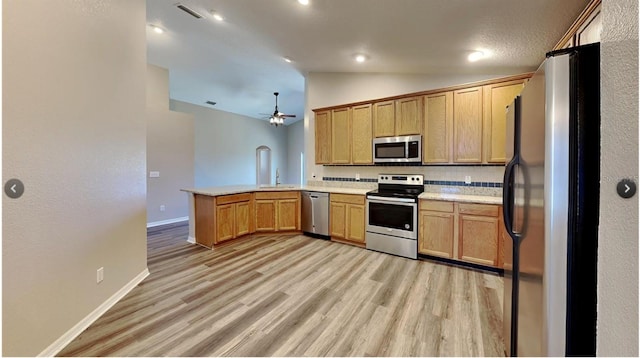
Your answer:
(258, 185), (297, 189)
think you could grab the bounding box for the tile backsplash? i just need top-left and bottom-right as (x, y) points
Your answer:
(307, 165), (504, 196)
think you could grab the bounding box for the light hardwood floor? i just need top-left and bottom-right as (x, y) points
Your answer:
(58, 223), (505, 357)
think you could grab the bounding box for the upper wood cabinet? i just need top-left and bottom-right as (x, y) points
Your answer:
(483, 80), (525, 163)
(313, 73), (532, 166)
(453, 86), (483, 163)
(575, 4), (601, 46)
(373, 100), (395, 137)
(553, 0), (601, 50)
(315, 110), (331, 164)
(423, 91), (453, 163)
(395, 96), (423, 136)
(373, 97), (422, 138)
(351, 104), (373, 164)
(331, 107), (351, 164)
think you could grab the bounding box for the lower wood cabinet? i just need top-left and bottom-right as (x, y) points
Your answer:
(418, 201), (455, 259)
(330, 194), (365, 244)
(194, 193), (254, 248)
(254, 191), (301, 232)
(419, 200), (502, 268)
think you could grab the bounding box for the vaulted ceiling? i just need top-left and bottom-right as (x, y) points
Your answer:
(146, 0), (590, 124)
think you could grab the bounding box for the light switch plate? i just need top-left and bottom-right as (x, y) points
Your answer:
(464, 176), (472, 184)
(149, 171), (160, 178)
(355, 173), (360, 181)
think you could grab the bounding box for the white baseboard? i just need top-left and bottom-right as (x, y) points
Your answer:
(187, 235), (196, 244)
(147, 216), (189, 228)
(38, 268), (150, 357)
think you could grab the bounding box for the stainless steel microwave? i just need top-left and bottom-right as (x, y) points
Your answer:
(373, 135), (422, 163)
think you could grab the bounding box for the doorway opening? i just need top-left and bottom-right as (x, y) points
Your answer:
(256, 146), (271, 186)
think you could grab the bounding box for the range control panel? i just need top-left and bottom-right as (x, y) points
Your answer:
(377, 174), (424, 185)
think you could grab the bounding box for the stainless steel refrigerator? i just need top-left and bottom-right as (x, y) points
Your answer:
(502, 43), (600, 356)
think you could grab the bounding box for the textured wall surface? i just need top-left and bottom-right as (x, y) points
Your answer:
(146, 65), (194, 224)
(597, 0), (639, 355)
(2, 0), (147, 356)
(170, 100), (289, 188)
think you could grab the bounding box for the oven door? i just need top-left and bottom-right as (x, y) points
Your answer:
(366, 196), (417, 240)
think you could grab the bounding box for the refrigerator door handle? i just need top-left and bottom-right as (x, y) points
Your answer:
(502, 159), (517, 238)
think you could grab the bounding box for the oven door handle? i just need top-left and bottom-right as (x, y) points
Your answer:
(366, 196), (417, 204)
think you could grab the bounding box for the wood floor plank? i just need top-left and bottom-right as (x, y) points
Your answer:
(58, 222), (505, 357)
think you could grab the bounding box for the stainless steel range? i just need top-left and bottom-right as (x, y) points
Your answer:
(365, 174), (424, 259)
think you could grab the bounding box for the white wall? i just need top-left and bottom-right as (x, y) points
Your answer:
(286, 120), (305, 185)
(3, 0), (147, 356)
(597, 0), (639, 355)
(170, 100), (289, 187)
(146, 65), (195, 224)
(303, 72), (515, 183)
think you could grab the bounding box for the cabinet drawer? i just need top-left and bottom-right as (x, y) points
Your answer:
(330, 193), (365, 205)
(458, 203), (499, 217)
(216, 193), (252, 205)
(420, 200), (454, 213)
(255, 191), (299, 200)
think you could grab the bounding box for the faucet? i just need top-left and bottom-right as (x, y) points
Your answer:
(275, 168), (280, 185)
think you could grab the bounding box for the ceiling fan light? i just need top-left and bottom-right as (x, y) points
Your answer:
(298, 0), (310, 5)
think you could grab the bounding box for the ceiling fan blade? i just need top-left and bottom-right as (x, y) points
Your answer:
(280, 114), (296, 117)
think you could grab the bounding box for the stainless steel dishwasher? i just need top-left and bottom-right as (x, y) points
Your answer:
(301, 191), (329, 238)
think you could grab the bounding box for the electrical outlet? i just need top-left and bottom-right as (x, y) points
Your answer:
(312, 173), (316, 178)
(355, 173), (360, 181)
(464, 176), (472, 184)
(160, 205), (166, 212)
(97, 267), (104, 284)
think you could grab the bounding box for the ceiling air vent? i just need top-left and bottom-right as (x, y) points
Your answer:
(176, 4), (203, 19)
(205, 101), (217, 106)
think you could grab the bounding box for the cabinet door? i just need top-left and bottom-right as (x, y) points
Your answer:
(215, 204), (235, 243)
(277, 199), (299, 231)
(423, 92), (453, 163)
(453, 86), (483, 163)
(351, 104), (373, 164)
(331, 107), (351, 164)
(315, 110), (331, 164)
(484, 81), (524, 163)
(395, 96), (422, 136)
(373, 100), (395, 137)
(419, 211), (455, 258)
(330, 202), (346, 239)
(255, 200), (276, 232)
(458, 214), (499, 266)
(235, 201), (250, 237)
(346, 204), (365, 243)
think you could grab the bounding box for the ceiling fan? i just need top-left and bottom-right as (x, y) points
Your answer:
(268, 92), (296, 127)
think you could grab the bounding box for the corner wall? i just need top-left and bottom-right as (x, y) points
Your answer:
(2, 0), (148, 356)
(146, 65), (194, 225)
(597, 0), (639, 355)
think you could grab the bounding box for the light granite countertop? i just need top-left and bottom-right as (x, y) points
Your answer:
(181, 185), (370, 197)
(182, 185), (501, 204)
(418, 192), (502, 205)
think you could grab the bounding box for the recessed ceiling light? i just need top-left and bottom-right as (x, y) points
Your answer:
(210, 10), (224, 21)
(354, 54), (368, 63)
(298, 0), (310, 5)
(150, 25), (164, 34)
(468, 51), (486, 62)
(284, 57), (293, 63)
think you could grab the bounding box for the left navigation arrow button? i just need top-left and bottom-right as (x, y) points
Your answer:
(4, 179), (24, 199)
